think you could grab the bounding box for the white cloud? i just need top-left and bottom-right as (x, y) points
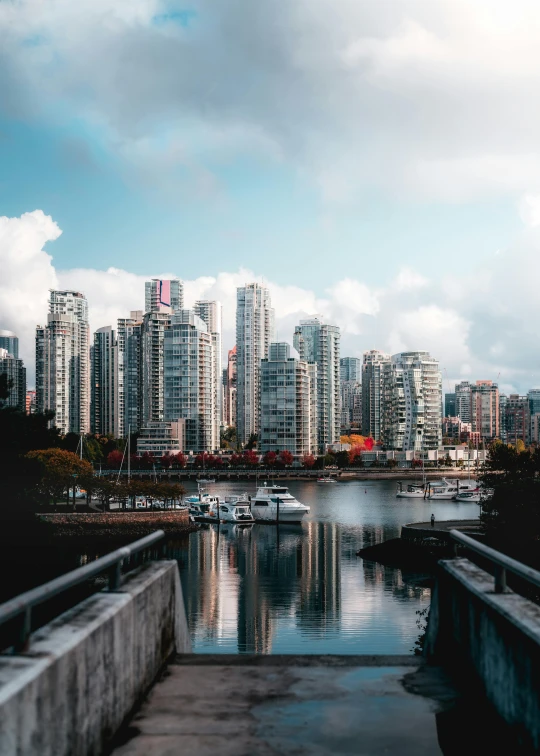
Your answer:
(4, 1), (540, 203)
(518, 194), (540, 227)
(3, 208), (540, 394)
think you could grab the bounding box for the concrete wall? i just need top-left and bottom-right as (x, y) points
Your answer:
(426, 557), (540, 749)
(0, 560), (191, 756)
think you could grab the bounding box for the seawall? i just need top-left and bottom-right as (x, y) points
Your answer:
(37, 510), (194, 539)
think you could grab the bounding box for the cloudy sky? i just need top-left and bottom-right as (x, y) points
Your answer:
(2, 0), (540, 391)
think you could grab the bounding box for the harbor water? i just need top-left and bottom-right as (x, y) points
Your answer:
(176, 479), (479, 655)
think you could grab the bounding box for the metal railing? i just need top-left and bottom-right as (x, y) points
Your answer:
(450, 529), (540, 595)
(0, 530), (165, 652)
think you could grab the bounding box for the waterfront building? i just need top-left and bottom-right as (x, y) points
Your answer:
(361, 350), (390, 441)
(527, 390), (540, 444)
(225, 346), (237, 427)
(141, 309), (172, 424)
(164, 310), (215, 452)
(499, 394), (508, 443)
(26, 389), (36, 415)
(531, 412), (540, 445)
(36, 290), (90, 434)
(260, 342), (316, 455)
(145, 279), (183, 313)
(117, 311), (143, 436)
(294, 317), (340, 451)
(91, 326), (118, 436)
(236, 283), (274, 446)
(442, 416), (472, 443)
(444, 393), (456, 418)
(0, 347), (26, 411)
(471, 380), (499, 442)
(455, 381), (473, 423)
(340, 357), (362, 431)
(136, 420), (187, 457)
(504, 395), (529, 446)
(194, 300), (222, 448)
(0, 330), (19, 359)
(382, 351), (442, 451)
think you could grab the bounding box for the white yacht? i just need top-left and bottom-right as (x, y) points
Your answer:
(396, 482), (427, 499)
(454, 489), (482, 503)
(427, 479), (477, 500)
(184, 490), (220, 522)
(250, 483), (310, 523)
(218, 499), (254, 524)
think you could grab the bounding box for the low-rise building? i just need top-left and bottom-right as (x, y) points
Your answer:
(136, 420), (187, 457)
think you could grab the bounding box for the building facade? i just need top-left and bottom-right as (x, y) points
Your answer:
(294, 317), (340, 451)
(136, 420), (187, 457)
(91, 326), (118, 436)
(164, 310), (216, 452)
(0, 330), (19, 359)
(236, 283), (274, 446)
(361, 350), (390, 441)
(340, 357), (361, 431)
(0, 347), (26, 411)
(141, 309), (172, 424)
(455, 381), (473, 423)
(260, 342), (316, 455)
(144, 279), (183, 313)
(471, 380), (499, 442)
(382, 351), (442, 451)
(504, 394), (529, 446)
(225, 346), (237, 427)
(36, 290), (90, 434)
(444, 393), (456, 418)
(194, 300), (222, 448)
(117, 311), (143, 436)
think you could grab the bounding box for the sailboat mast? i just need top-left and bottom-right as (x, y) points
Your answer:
(127, 424), (131, 481)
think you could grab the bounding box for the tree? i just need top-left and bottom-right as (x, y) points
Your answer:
(26, 449), (93, 507)
(279, 450), (293, 467)
(0, 373), (13, 406)
(243, 450), (259, 467)
(302, 454), (315, 468)
(263, 451), (277, 467)
(386, 458), (398, 468)
(221, 426), (237, 449)
(107, 450), (124, 469)
(245, 433), (258, 450)
(161, 453), (173, 469)
(172, 452), (187, 469)
(335, 451), (349, 468)
(139, 452), (155, 470)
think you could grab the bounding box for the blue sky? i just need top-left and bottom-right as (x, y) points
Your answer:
(2, 0), (540, 391)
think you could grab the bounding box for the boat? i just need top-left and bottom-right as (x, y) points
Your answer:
(396, 482), (426, 498)
(196, 478), (216, 484)
(427, 479), (477, 500)
(218, 499), (254, 524)
(317, 477), (336, 483)
(249, 483), (310, 523)
(454, 490), (481, 503)
(184, 488), (220, 522)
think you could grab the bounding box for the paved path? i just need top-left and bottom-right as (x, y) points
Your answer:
(405, 519), (481, 532)
(110, 655), (459, 756)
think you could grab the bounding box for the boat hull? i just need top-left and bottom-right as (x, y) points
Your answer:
(251, 505), (309, 523)
(396, 491), (425, 498)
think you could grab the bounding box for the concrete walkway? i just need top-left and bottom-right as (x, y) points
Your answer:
(110, 655), (460, 755)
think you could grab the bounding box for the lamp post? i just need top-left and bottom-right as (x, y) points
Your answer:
(72, 473), (77, 509)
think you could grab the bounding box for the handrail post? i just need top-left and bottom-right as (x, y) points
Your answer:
(109, 561), (122, 591)
(495, 565), (507, 594)
(14, 607), (32, 652)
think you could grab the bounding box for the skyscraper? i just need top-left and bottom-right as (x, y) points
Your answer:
(505, 395), (529, 446)
(0, 330), (19, 359)
(141, 309), (172, 424)
(0, 348), (26, 411)
(455, 381), (472, 423)
(294, 317), (340, 451)
(36, 290), (90, 434)
(382, 351), (442, 450)
(225, 346), (237, 427)
(527, 389), (540, 444)
(340, 357), (361, 430)
(117, 311), (143, 436)
(164, 310), (215, 452)
(361, 350), (390, 441)
(194, 300), (222, 449)
(471, 380), (499, 442)
(145, 279), (183, 313)
(260, 342), (316, 455)
(91, 326), (118, 436)
(444, 393), (456, 417)
(236, 283), (274, 446)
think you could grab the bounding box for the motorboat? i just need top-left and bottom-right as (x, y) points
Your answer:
(250, 483), (310, 523)
(454, 489), (482, 503)
(196, 478), (216, 484)
(396, 482), (426, 499)
(317, 476), (336, 483)
(184, 491), (220, 522)
(427, 479), (477, 500)
(217, 499), (254, 524)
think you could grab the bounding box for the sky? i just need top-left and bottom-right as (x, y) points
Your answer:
(2, 0), (540, 392)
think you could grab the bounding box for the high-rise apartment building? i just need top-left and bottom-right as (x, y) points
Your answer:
(0, 330), (19, 359)
(26, 390), (36, 415)
(164, 310), (215, 452)
(117, 311), (143, 436)
(36, 290), (90, 434)
(454, 381), (473, 423)
(141, 309), (172, 424)
(505, 395), (529, 446)
(361, 350), (390, 441)
(294, 317), (340, 451)
(527, 390), (540, 444)
(499, 394), (508, 444)
(91, 326), (118, 436)
(382, 351), (442, 450)
(0, 347), (26, 411)
(471, 380), (499, 442)
(194, 300), (222, 449)
(340, 357), (361, 382)
(340, 357), (361, 430)
(236, 283), (274, 446)
(260, 343), (316, 455)
(145, 279), (183, 313)
(225, 346), (237, 427)
(444, 393), (456, 417)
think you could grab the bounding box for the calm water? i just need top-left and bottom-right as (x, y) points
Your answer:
(175, 479), (480, 655)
